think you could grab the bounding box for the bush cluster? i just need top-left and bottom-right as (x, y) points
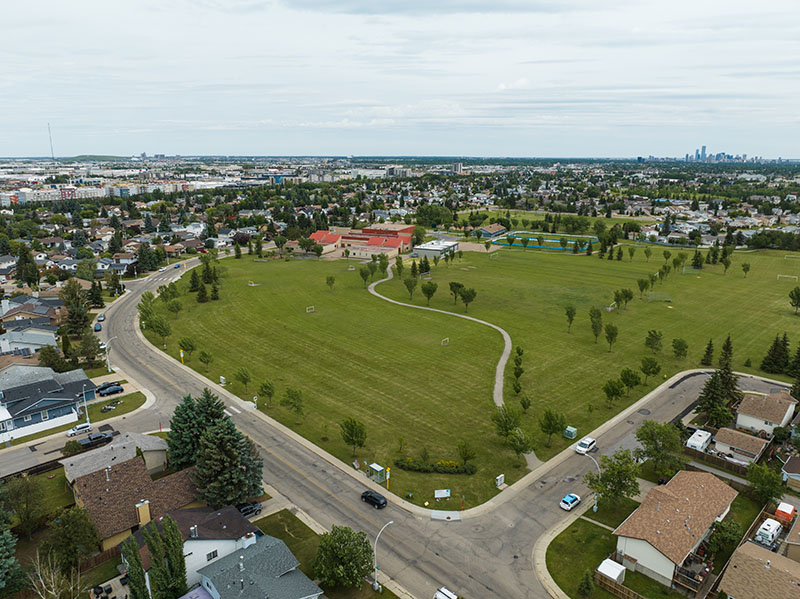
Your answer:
(394, 457), (477, 475)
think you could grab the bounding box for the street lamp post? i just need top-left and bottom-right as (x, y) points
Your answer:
(373, 520), (394, 592)
(585, 454), (601, 513)
(82, 384), (91, 426)
(105, 336), (118, 373)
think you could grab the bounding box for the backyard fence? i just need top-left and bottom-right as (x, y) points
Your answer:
(80, 545), (121, 571)
(593, 571), (647, 599)
(683, 446), (750, 477)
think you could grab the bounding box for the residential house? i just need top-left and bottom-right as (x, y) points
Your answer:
(736, 391), (796, 437)
(216, 228), (235, 239)
(178, 238), (205, 252)
(125, 506), (261, 590)
(74, 455), (201, 550)
(61, 431), (168, 484)
(0, 295), (64, 324)
(186, 533), (322, 599)
(204, 238), (229, 249)
(782, 456), (800, 492)
(613, 471), (737, 591)
(0, 328), (57, 353)
(718, 541), (800, 599)
(0, 255), (16, 279)
(0, 364), (96, 444)
(713, 428), (769, 464)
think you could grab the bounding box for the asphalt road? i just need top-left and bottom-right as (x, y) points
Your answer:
(5, 257), (789, 599)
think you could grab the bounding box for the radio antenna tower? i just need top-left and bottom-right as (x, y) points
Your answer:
(47, 123), (56, 161)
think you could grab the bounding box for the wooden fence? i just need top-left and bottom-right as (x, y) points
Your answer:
(683, 446), (750, 477)
(80, 545), (121, 571)
(593, 572), (647, 599)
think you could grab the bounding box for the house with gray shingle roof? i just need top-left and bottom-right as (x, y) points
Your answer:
(188, 533), (322, 599)
(61, 431), (168, 483)
(0, 364), (95, 444)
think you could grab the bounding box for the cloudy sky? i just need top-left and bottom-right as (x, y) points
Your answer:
(1, 0), (798, 157)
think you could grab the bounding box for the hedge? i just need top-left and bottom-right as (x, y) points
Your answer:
(394, 457), (477, 475)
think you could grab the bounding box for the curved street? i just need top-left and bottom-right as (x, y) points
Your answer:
(76, 259), (791, 598)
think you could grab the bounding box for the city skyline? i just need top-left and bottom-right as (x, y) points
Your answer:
(2, 0), (798, 157)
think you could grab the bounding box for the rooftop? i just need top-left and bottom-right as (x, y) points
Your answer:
(719, 541), (800, 599)
(614, 471), (737, 565)
(738, 391), (796, 424)
(714, 427), (769, 457)
(61, 432), (167, 482)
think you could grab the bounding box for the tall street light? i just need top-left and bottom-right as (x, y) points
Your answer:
(585, 453), (601, 513)
(373, 520), (394, 591)
(105, 336), (118, 373)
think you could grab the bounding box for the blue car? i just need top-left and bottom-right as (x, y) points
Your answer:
(94, 323), (102, 332)
(560, 493), (582, 511)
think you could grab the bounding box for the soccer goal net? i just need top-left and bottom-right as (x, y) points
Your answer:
(648, 291), (672, 303)
(306, 305), (315, 313)
(784, 255), (800, 260)
(777, 274), (799, 281)
(441, 337), (450, 346)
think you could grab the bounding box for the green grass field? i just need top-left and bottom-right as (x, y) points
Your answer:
(144, 247), (799, 505)
(381, 248), (798, 459)
(144, 258), (514, 507)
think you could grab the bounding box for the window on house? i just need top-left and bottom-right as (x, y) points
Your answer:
(42, 411), (49, 421)
(206, 550), (218, 562)
(23, 415), (31, 422)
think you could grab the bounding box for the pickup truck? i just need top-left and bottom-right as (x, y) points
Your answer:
(78, 432), (113, 450)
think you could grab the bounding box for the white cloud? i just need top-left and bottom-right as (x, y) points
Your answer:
(0, 0), (797, 157)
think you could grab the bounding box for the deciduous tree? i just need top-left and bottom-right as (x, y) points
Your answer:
(565, 305), (576, 332)
(421, 281), (438, 305)
(604, 324), (618, 352)
(314, 526), (373, 589)
(539, 409), (566, 447)
(589, 307), (603, 343)
(491, 405), (521, 439)
(460, 287), (477, 312)
(634, 420), (682, 476)
(644, 329), (663, 354)
(584, 448), (640, 504)
(672, 338), (688, 360)
(602, 379), (625, 407)
(640, 356), (661, 384)
(747, 462), (784, 506)
(403, 276), (418, 300)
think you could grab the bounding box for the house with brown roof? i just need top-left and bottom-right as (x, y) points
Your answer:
(718, 541), (800, 599)
(613, 471), (737, 591)
(736, 391), (796, 437)
(74, 455), (202, 550)
(714, 428), (769, 464)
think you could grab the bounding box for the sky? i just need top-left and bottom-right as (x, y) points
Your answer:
(1, 0), (799, 158)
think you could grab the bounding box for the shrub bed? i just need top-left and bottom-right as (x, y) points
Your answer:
(394, 457), (477, 475)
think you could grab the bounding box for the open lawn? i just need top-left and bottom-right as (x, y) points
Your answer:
(583, 497), (640, 530)
(144, 247), (799, 505)
(547, 518), (684, 599)
(9, 392), (146, 446)
(143, 258), (514, 507)
(381, 248), (798, 460)
(254, 509), (399, 599)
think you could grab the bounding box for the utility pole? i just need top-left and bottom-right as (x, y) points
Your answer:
(373, 521), (394, 592)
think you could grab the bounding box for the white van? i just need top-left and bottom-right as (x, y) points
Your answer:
(434, 587), (458, 599)
(66, 423), (92, 437)
(755, 518), (781, 547)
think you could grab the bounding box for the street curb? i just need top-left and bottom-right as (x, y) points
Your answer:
(532, 501), (594, 599)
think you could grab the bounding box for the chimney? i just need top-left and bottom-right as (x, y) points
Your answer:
(239, 579), (244, 590)
(238, 556), (244, 572)
(135, 500), (151, 526)
(241, 532), (256, 549)
(190, 525), (198, 538)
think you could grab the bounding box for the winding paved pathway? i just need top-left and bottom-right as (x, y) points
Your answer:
(368, 265), (512, 408)
(368, 266), (543, 469)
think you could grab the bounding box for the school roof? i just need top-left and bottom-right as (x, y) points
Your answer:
(613, 471), (737, 565)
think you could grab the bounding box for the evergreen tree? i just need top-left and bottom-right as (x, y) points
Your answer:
(695, 371), (732, 427)
(144, 214), (155, 233)
(193, 419), (263, 508)
(202, 261), (213, 284)
(792, 373), (800, 401)
(145, 515), (187, 599)
(0, 509), (21, 597)
(122, 535), (149, 599)
(162, 516), (187, 598)
(210, 283), (219, 300)
(761, 334), (790, 373)
(234, 242), (241, 259)
(788, 343), (800, 379)
(168, 390), (226, 470)
(718, 336), (743, 406)
(189, 269), (200, 292)
(701, 338), (714, 366)
(577, 570), (594, 597)
(197, 283), (208, 303)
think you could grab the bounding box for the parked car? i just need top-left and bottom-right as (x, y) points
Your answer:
(78, 432), (112, 450)
(97, 314), (105, 322)
(96, 381), (120, 392)
(559, 493), (582, 511)
(236, 502), (262, 518)
(98, 384), (124, 397)
(575, 436), (596, 455)
(173, 264), (181, 269)
(361, 490), (387, 509)
(159, 266), (166, 272)
(66, 423), (92, 437)
(433, 587), (458, 599)
(94, 323), (102, 332)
